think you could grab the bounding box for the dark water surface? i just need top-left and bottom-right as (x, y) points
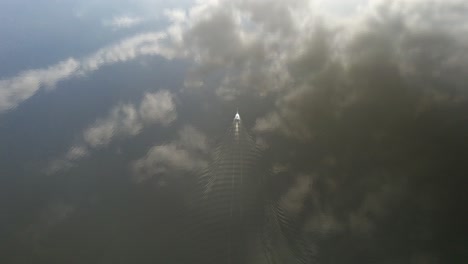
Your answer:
(1, 0), (467, 263)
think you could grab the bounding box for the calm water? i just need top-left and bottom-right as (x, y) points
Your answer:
(1, 0), (467, 263)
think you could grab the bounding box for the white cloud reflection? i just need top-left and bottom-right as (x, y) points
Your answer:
(104, 15), (144, 29)
(0, 58), (79, 112)
(132, 125), (209, 183)
(0, 32), (174, 114)
(46, 90), (177, 175)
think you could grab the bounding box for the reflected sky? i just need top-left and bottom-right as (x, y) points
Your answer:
(1, 0), (467, 263)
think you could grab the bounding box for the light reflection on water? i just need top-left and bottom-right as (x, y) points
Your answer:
(1, 0), (467, 263)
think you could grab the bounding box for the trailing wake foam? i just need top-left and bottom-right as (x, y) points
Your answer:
(183, 112), (315, 264)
